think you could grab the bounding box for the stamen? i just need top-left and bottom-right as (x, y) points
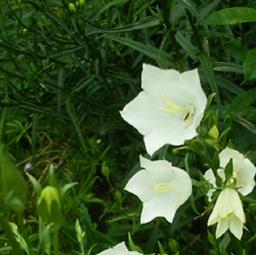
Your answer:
(161, 97), (195, 127)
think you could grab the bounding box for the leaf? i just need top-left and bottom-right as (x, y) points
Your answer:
(89, 16), (161, 34)
(9, 222), (31, 255)
(224, 159), (233, 181)
(60, 182), (78, 198)
(128, 233), (144, 253)
(75, 219), (86, 244)
(26, 172), (42, 195)
(103, 35), (172, 67)
(175, 31), (198, 60)
(244, 48), (256, 81)
(227, 88), (256, 118)
(0, 144), (27, 212)
(207, 7), (256, 25)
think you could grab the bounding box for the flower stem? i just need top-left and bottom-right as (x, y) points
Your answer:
(0, 106), (7, 144)
(53, 228), (59, 255)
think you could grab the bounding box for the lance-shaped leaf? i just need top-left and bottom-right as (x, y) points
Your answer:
(0, 144), (27, 212)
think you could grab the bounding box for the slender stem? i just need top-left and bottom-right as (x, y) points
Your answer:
(53, 228), (59, 255)
(0, 106), (7, 144)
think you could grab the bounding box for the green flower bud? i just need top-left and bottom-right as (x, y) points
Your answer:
(38, 186), (63, 229)
(68, 3), (76, 12)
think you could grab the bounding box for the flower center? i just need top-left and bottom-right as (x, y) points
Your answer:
(153, 182), (171, 193)
(229, 170), (240, 186)
(161, 98), (195, 126)
(221, 212), (235, 221)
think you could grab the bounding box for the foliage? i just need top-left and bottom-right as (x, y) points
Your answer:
(1, 0), (256, 254)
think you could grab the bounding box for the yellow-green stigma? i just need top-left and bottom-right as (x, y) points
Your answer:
(161, 98), (195, 126)
(153, 183), (171, 193)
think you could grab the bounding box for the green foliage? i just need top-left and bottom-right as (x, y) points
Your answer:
(207, 7), (256, 25)
(0, 0), (256, 254)
(244, 48), (256, 81)
(0, 144), (27, 213)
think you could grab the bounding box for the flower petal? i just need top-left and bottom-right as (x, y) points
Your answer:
(141, 195), (177, 223)
(144, 125), (197, 155)
(203, 169), (216, 201)
(216, 218), (229, 238)
(120, 91), (166, 136)
(96, 242), (142, 255)
(141, 64), (206, 107)
(124, 169), (154, 202)
(219, 147), (256, 195)
(125, 157), (192, 224)
(121, 63), (207, 155)
(230, 218), (244, 240)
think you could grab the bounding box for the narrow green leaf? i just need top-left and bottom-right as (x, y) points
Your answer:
(26, 172), (42, 195)
(103, 35), (172, 67)
(94, 0), (128, 18)
(224, 159), (233, 181)
(0, 144), (27, 212)
(65, 99), (87, 152)
(175, 31), (198, 60)
(207, 7), (256, 25)
(8, 222), (31, 255)
(128, 233), (144, 253)
(244, 48), (256, 81)
(213, 61), (243, 74)
(227, 88), (256, 118)
(89, 16), (160, 34)
(199, 53), (220, 104)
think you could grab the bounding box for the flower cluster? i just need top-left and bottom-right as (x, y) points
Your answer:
(97, 64), (256, 253)
(204, 147), (256, 239)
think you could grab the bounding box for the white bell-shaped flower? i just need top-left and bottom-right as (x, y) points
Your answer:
(204, 147), (256, 198)
(120, 63), (207, 155)
(125, 156), (192, 223)
(96, 242), (142, 255)
(208, 188), (245, 239)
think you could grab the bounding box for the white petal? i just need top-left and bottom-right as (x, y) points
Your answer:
(96, 242), (142, 255)
(97, 242), (128, 255)
(180, 69), (207, 113)
(208, 188), (245, 240)
(141, 64), (206, 107)
(207, 207), (219, 226)
(208, 188), (235, 226)
(126, 157), (192, 224)
(230, 218), (244, 240)
(216, 218), (229, 238)
(169, 166), (192, 204)
(120, 92), (166, 136)
(121, 64), (207, 155)
(125, 169), (155, 202)
(219, 147), (256, 195)
(232, 195), (246, 223)
(141, 63), (180, 100)
(140, 195), (178, 223)
(203, 169), (216, 201)
(144, 124), (197, 155)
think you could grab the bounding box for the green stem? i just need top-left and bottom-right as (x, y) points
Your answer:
(53, 228), (59, 255)
(0, 106), (7, 144)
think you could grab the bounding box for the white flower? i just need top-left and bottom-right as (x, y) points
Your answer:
(208, 188), (245, 239)
(204, 147), (256, 198)
(120, 63), (207, 155)
(125, 156), (192, 223)
(96, 241), (142, 255)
